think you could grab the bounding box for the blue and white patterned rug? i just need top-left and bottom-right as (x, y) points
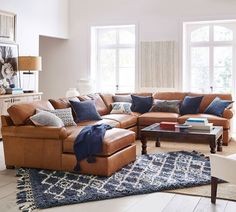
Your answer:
(16, 151), (211, 211)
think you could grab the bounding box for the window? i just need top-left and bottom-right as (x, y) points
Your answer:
(183, 21), (235, 94)
(91, 25), (136, 93)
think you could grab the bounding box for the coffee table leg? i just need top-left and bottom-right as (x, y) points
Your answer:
(210, 139), (216, 154)
(217, 135), (223, 152)
(141, 135), (147, 155)
(155, 137), (161, 147)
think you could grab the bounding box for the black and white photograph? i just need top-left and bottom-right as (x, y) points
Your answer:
(0, 43), (18, 89)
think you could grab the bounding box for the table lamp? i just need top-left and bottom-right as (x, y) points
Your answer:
(18, 56), (42, 93)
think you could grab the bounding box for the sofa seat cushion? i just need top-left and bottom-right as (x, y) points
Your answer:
(178, 114), (230, 129)
(63, 127), (135, 156)
(102, 114), (137, 128)
(77, 119), (120, 128)
(139, 112), (179, 126)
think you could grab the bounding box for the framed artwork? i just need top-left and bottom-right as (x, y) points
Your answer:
(0, 10), (16, 43)
(0, 43), (19, 88)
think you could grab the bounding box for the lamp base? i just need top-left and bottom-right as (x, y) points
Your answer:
(23, 90), (34, 93)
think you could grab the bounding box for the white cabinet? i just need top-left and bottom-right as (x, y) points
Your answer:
(0, 92), (43, 139)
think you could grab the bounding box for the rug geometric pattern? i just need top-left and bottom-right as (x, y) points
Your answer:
(16, 151), (211, 211)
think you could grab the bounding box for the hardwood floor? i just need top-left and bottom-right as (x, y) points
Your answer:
(0, 141), (235, 212)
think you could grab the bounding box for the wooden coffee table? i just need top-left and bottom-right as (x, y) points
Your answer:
(140, 123), (223, 154)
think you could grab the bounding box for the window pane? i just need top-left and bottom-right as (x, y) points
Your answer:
(191, 26), (209, 42)
(98, 29), (116, 45)
(119, 48), (135, 68)
(213, 46), (232, 93)
(99, 49), (116, 92)
(214, 26), (233, 41)
(119, 27), (135, 45)
(119, 67), (135, 92)
(191, 47), (210, 92)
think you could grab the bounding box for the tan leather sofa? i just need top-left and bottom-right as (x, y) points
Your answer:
(1, 92), (233, 176)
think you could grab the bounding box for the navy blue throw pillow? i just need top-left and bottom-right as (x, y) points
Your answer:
(69, 100), (102, 122)
(204, 97), (233, 117)
(180, 96), (203, 115)
(131, 95), (153, 114)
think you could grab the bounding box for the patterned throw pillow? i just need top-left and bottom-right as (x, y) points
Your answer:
(42, 108), (76, 126)
(149, 100), (181, 113)
(110, 102), (132, 114)
(30, 110), (64, 127)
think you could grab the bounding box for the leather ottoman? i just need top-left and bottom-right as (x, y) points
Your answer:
(62, 127), (136, 176)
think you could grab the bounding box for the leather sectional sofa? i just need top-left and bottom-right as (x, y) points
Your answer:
(1, 92), (233, 176)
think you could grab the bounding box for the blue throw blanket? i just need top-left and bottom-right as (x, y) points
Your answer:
(74, 124), (112, 171)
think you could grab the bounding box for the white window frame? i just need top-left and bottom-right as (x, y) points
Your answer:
(91, 25), (136, 93)
(183, 21), (236, 94)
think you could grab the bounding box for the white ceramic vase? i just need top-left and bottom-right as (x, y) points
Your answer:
(66, 88), (80, 97)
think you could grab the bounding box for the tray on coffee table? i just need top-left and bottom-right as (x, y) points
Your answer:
(140, 123), (223, 154)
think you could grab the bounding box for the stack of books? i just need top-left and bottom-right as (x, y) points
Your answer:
(5, 88), (23, 94)
(185, 118), (213, 131)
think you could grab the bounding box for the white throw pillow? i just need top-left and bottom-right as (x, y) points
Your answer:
(110, 102), (132, 114)
(30, 110), (64, 127)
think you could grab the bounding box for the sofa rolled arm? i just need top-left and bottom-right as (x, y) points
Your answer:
(1, 125), (67, 139)
(223, 108), (234, 119)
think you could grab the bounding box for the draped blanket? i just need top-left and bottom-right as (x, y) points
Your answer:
(74, 124), (112, 171)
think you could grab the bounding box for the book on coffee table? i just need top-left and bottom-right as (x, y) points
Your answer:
(160, 122), (178, 130)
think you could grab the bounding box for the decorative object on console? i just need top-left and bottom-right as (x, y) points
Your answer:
(0, 43), (18, 92)
(16, 151), (211, 211)
(180, 96), (203, 115)
(18, 56), (42, 93)
(30, 110), (64, 127)
(69, 99), (102, 122)
(65, 88), (80, 97)
(149, 100), (181, 113)
(110, 102), (132, 114)
(131, 95), (153, 113)
(204, 97), (233, 117)
(5, 87), (23, 94)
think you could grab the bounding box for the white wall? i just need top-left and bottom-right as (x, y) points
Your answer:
(39, 0), (236, 99)
(0, 0), (69, 55)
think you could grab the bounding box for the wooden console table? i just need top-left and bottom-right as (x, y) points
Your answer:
(140, 123), (223, 154)
(0, 92), (43, 139)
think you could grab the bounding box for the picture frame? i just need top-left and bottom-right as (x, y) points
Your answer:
(0, 43), (19, 88)
(0, 10), (16, 43)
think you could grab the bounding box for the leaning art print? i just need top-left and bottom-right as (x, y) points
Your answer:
(0, 43), (18, 90)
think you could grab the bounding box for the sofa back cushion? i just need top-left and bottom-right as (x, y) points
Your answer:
(100, 93), (114, 112)
(113, 95), (132, 103)
(78, 93), (109, 116)
(7, 100), (54, 125)
(49, 97), (79, 109)
(153, 92), (188, 100)
(116, 92), (152, 97)
(188, 93), (232, 113)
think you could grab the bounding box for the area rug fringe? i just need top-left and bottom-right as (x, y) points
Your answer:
(16, 169), (37, 212)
